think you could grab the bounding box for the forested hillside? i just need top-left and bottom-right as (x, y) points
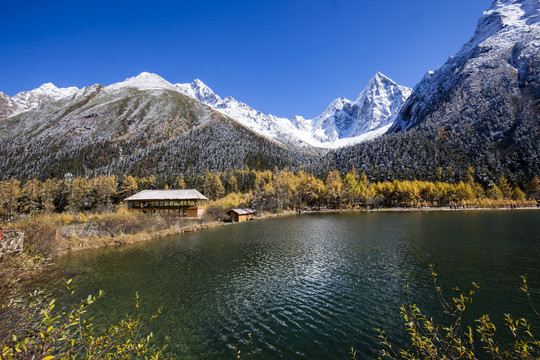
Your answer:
(0, 85), (316, 181)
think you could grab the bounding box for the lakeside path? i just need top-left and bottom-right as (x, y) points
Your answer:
(54, 206), (539, 257)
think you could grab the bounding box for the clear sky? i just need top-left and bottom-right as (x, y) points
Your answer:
(1, 0), (493, 119)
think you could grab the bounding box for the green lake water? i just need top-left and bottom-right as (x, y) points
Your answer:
(29, 210), (540, 359)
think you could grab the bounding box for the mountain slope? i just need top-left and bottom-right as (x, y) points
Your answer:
(329, 0), (540, 183)
(392, 0), (540, 133)
(0, 74), (313, 180)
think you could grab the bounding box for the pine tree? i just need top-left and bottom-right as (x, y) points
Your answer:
(510, 187), (525, 201)
(525, 177), (540, 200)
(202, 170), (225, 200)
(343, 168), (360, 208)
(176, 174), (186, 189)
(0, 179), (21, 220)
(68, 178), (91, 213)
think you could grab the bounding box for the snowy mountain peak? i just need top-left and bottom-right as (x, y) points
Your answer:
(463, 0), (539, 52)
(2, 82), (79, 119)
(106, 72), (176, 92)
(173, 72), (411, 149)
(371, 72), (390, 82)
(307, 73), (412, 145)
(3, 72), (411, 149)
(37, 82), (58, 90)
(489, 0), (539, 27)
(391, 0), (540, 133)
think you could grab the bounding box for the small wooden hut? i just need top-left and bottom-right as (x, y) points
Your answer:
(227, 208), (256, 223)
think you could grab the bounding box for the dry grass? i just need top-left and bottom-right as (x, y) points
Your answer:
(4, 208), (223, 257)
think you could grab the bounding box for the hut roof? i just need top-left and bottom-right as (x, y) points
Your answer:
(125, 189), (209, 201)
(227, 208), (256, 215)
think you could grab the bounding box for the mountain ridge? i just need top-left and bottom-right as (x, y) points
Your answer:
(1, 71), (411, 149)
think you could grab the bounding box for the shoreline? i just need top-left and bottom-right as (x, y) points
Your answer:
(310, 206), (539, 213)
(5, 206), (539, 259)
(56, 206), (538, 256)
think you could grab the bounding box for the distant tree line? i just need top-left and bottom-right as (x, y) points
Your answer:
(1, 167), (538, 220)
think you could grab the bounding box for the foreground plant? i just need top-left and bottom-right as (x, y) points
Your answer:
(0, 279), (166, 359)
(372, 266), (539, 360)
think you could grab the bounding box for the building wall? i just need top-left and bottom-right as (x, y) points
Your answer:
(234, 214), (254, 222)
(187, 207), (206, 218)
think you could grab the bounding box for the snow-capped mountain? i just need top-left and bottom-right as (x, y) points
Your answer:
(1, 71), (410, 149)
(175, 73), (411, 149)
(335, 0), (540, 183)
(392, 0), (540, 132)
(308, 73), (412, 147)
(0, 73), (306, 180)
(0, 83), (79, 119)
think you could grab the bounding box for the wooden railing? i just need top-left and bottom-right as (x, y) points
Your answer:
(0, 230), (24, 259)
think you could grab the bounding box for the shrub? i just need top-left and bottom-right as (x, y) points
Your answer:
(372, 266), (539, 360)
(0, 280), (166, 359)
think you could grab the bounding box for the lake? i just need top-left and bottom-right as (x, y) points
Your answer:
(32, 210), (540, 358)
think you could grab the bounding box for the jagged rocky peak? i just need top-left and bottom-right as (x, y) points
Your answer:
(309, 72), (412, 143)
(356, 72), (412, 105)
(2, 81), (79, 118)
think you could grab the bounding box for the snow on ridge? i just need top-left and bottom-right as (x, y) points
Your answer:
(171, 73), (411, 149)
(392, 0), (540, 132)
(2, 71), (411, 149)
(105, 72), (177, 92)
(8, 82), (79, 116)
(309, 73), (412, 143)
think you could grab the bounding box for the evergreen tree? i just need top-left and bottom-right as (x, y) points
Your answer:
(68, 178), (91, 212)
(511, 187), (525, 201)
(343, 168), (360, 208)
(202, 170), (225, 200)
(91, 175), (117, 209)
(487, 184), (504, 200)
(525, 177), (540, 200)
(175, 174), (187, 189)
(0, 179), (21, 219)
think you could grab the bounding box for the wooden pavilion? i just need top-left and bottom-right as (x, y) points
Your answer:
(125, 189), (208, 218)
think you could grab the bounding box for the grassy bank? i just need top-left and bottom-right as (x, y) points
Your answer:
(3, 198), (537, 259)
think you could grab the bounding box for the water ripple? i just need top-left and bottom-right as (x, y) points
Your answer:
(25, 211), (540, 359)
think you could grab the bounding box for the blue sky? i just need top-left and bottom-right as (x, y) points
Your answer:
(1, 0), (493, 118)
